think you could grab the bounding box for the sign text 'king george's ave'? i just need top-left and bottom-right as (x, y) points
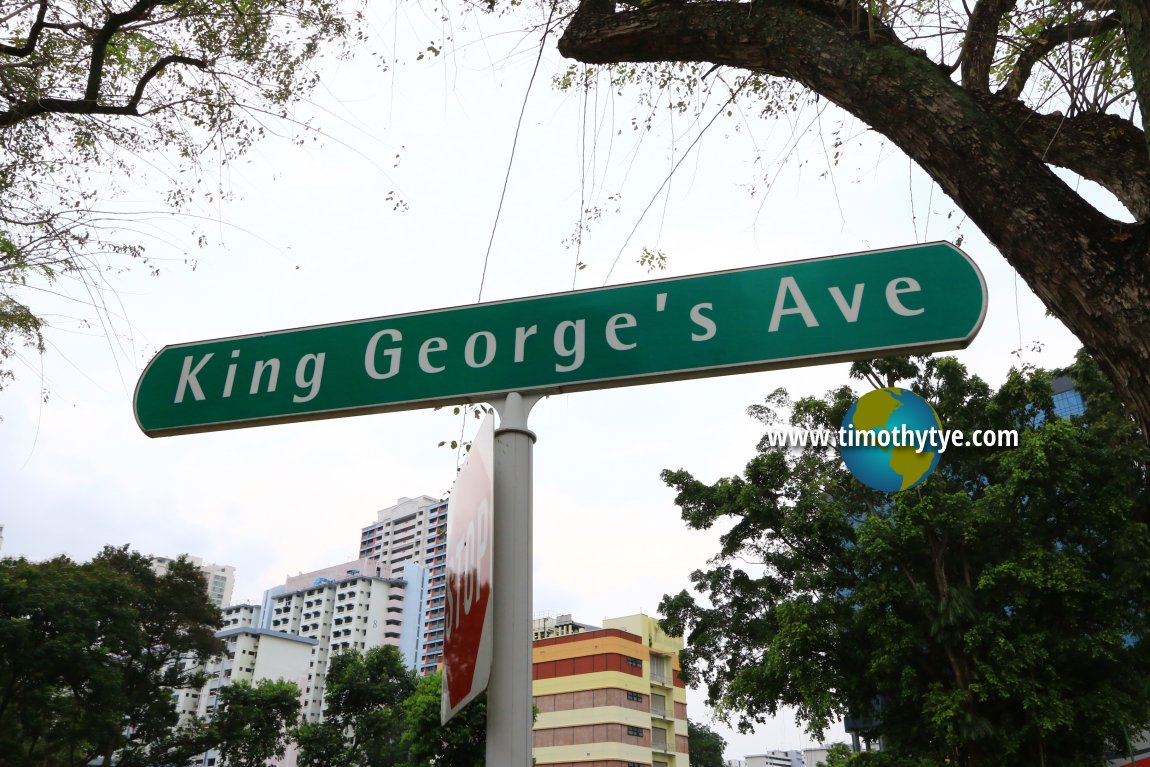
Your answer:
(134, 242), (987, 436)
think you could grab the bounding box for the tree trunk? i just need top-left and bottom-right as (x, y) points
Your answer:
(558, 1), (1150, 438)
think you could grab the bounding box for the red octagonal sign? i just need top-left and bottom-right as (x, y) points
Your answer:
(441, 413), (495, 723)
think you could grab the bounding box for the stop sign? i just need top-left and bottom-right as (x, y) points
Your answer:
(441, 413), (495, 723)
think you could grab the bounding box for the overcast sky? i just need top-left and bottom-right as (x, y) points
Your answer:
(0, 2), (1089, 759)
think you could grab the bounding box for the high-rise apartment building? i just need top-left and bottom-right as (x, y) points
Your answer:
(261, 557), (425, 721)
(177, 554), (429, 765)
(182, 603), (315, 767)
(150, 554), (236, 608)
(358, 496), (449, 674)
(532, 613), (690, 767)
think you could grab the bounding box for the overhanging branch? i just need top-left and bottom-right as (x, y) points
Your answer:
(0, 0), (48, 57)
(1000, 12), (1122, 98)
(128, 55), (210, 111)
(961, 0), (1017, 90)
(983, 93), (1150, 219)
(0, 54), (209, 127)
(85, 0), (179, 102)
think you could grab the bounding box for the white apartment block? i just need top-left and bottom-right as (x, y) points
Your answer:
(357, 495), (449, 674)
(150, 554), (236, 608)
(175, 603), (316, 767)
(261, 558), (425, 721)
(802, 747), (832, 767)
(747, 751), (803, 767)
(358, 495), (446, 573)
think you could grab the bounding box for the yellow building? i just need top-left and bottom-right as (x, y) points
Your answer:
(532, 613), (690, 767)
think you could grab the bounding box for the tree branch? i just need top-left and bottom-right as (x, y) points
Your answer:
(0, 0), (48, 57)
(1000, 12), (1122, 99)
(0, 54), (208, 127)
(128, 54), (210, 111)
(961, 0), (1017, 90)
(982, 92), (1150, 219)
(85, 0), (178, 102)
(1114, 0), (1150, 159)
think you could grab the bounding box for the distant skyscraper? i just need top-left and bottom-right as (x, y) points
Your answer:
(1052, 375), (1086, 418)
(150, 554), (235, 608)
(358, 495), (448, 674)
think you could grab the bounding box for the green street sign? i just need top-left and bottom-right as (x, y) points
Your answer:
(134, 241), (987, 436)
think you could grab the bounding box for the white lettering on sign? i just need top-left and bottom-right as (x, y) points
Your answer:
(769, 276), (819, 332)
(554, 320), (585, 373)
(250, 358), (280, 394)
(445, 498), (491, 644)
(886, 277), (924, 316)
(223, 350), (240, 398)
(514, 325), (538, 362)
(293, 353), (325, 403)
(465, 331), (497, 368)
(175, 353), (213, 403)
(170, 274), (936, 409)
(419, 337), (448, 374)
(690, 303), (716, 341)
(829, 284), (865, 323)
(173, 350), (325, 403)
(365, 329), (402, 379)
(605, 313), (638, 351)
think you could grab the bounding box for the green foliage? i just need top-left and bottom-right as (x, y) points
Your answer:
(0, 546), (224, 767)
(295, 719), (351, 767)
(400, 671), (486, 767)
(660, 352), (1150, 767)
(296, 645), (417, 767)
(0, 295), (43, 394)
(0, 0), (367, 387)
(638, 246), (668, 272)
(296, 656), (490, 767)
(820, 743), (855, 767)
(687, 719), (727, 767)
(214, 679), (301, 767)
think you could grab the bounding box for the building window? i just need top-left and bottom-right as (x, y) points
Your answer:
(626, 726), (643, 737)
(626, 691), (643, 702)
(626, 656), (643, 668)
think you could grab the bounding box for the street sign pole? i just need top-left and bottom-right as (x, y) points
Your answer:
(487, 392), (541, 765)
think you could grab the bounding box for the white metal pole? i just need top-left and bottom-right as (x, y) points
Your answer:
(488, 392), (541, 765)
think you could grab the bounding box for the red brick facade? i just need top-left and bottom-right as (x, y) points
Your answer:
(534, 722), (651, 748)
(535, 687), (649, 713)
(534, 652), (646, 680)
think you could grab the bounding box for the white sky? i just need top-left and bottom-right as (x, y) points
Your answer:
(0, 2), (1091, 760)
